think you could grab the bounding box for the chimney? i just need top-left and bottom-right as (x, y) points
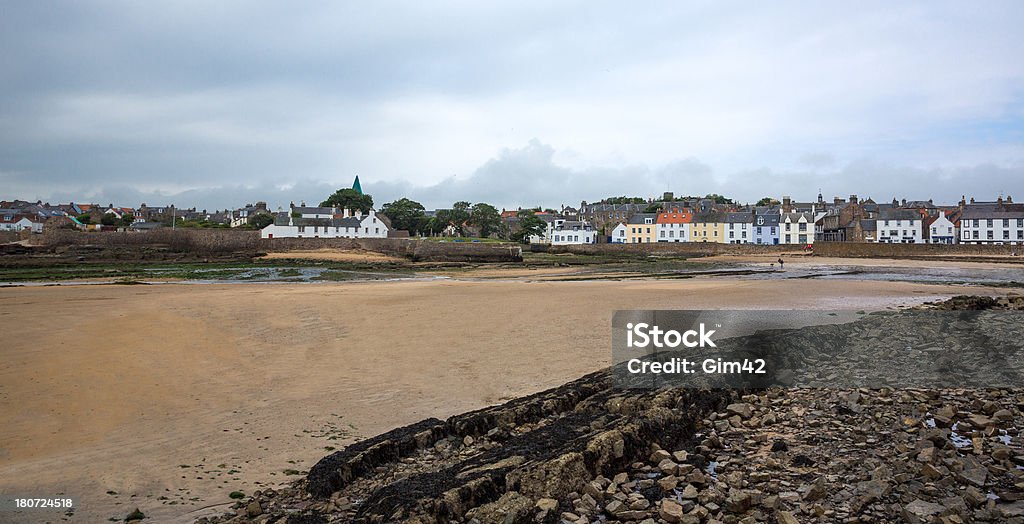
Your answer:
(849, 195), (858, 204)
(997, 196), (1004, 205)
(834, 197), (842, 206)
(1007, 195), (1013, 203)
(901, 198), (907, 207)
(959, 196), (966, 210)
(782, 196), (792, 213)
(970, 197), (975, 204)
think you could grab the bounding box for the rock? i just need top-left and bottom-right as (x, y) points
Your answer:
(958, 456), (988, 487)
(466, 492), (533, 524)
(902, 499), (944, 523)
(725, 491), (753, 513)
(535, 498), (558, 512)
(801, 476), (827, 502)
(726, 403), (754, 419)
(680, 484), (699, 499)
(659, 459), (679, 475)
(463, 435), (475, 446)
(771, 439), (788, 452)
(246, 501), (263, 517)
(775, 510), (800, 524)
(672, 450), (689, 462)
(658, 475), (679, 491)
(659, 499), (685, 523)
(650, 449), (672, 463)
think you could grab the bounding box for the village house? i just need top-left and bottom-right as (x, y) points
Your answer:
(925, 211), (957, 244)
(752, 211), (780, 245)
(626, 213), (658, 243)
(780, 212), (815, 245)
(231, 202), (269, 227)
(959, 196), (1024, 245)
(0, 212), (44, 233)
(655, 208), (692, 242)
(875, 209), (924, 243)
(260, 204), (389, 239)
(691, 212), (726, 243)
(724, 212), (753, 244)
(610, 222), (628, 243)
(550, 220), (597, 245)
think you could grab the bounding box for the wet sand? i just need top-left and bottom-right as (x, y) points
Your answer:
(0, 274), (1013, 522)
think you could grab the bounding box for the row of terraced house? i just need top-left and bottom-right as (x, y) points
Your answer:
(523, 193), (1023, 246)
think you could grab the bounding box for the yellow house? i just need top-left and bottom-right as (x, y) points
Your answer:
(626, 213), (658, 243)
(691, 212), (727, 243)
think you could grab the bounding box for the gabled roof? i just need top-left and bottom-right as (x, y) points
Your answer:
(878, 209), (923, 221)
(627, 213), (658, 224)
(656, 209), (692, 224)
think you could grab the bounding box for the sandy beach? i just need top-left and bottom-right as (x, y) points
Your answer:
(0, 270), (1016, 522)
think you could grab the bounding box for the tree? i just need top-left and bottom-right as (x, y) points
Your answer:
(119, 214), (135, 227)
(603, 196), (646, 204)
(380, 198), (426, 235)
(469, 203), (501, 238)
(756, 197), (780, 206)
(321, 188), (373, 213)
(704, 193), (734, 205)
(513, 210), (547, 243)
(77, 213), (92, 224)
(100, 213), (117, 226)
(249, 212), (275, 229)
(644, 203), (662, 213)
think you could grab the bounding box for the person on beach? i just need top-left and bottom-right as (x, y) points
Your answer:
(777, 257), (784, 269)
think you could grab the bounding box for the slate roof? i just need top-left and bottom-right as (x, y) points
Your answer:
(627, 213), (658, 224)
(878, 209), (923, 221)
(273, 216), (363, 227)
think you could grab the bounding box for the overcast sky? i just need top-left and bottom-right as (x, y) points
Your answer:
(2, 1), (1023, 211)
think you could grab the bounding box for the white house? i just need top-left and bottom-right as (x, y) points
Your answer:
(655, 208), (691, 243)
(875, 210), (923, 244)
(960, 203), (1024, 244)
(724, 213), (752, 244)
(610, 222), (628, 243)
(550, 221), (598, 245)
(0, 213), (43, 233)
(780, 212), (815, 245)
(260, 208), (388, 239)
(926, 211), (957, 244)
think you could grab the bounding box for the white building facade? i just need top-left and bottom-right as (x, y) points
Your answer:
(875, 210), (923, 243)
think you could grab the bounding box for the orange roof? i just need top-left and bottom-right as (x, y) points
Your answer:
(656, 208), (693, 224)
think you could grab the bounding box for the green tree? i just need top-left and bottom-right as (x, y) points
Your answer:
(380, 198), (426, 235)
(756, 197), (780, 206)
(603, 196), (646, 204)
(513, 210), (547, 243)
(249, 212), (275, 229)
(77, 213), (92, 224)
(705, 193), (734, 205)
(100, 213), (118, 226)
(469, 202), (501, 238)
(644, 203), (662, 213)
(119, 214), (135, 227)
(321, 188), (373, 213)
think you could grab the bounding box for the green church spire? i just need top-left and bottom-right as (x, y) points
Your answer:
(352, 175), (362, 195)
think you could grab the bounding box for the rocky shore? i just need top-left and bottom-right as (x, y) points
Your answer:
(199, 297), (1024, 524)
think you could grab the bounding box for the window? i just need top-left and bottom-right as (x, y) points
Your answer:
(1019, 219), (1024, 228)
(1018, 230), (1023, 240)
(1004, 230), (1010, 240)
(988, 219), (994, 228)
(660, 231), (665, 238)
(298, 226), (305, 233)
(973, 231), (979, 239)
(987, 231), (994, 240)
(798, 223), (807, 231)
